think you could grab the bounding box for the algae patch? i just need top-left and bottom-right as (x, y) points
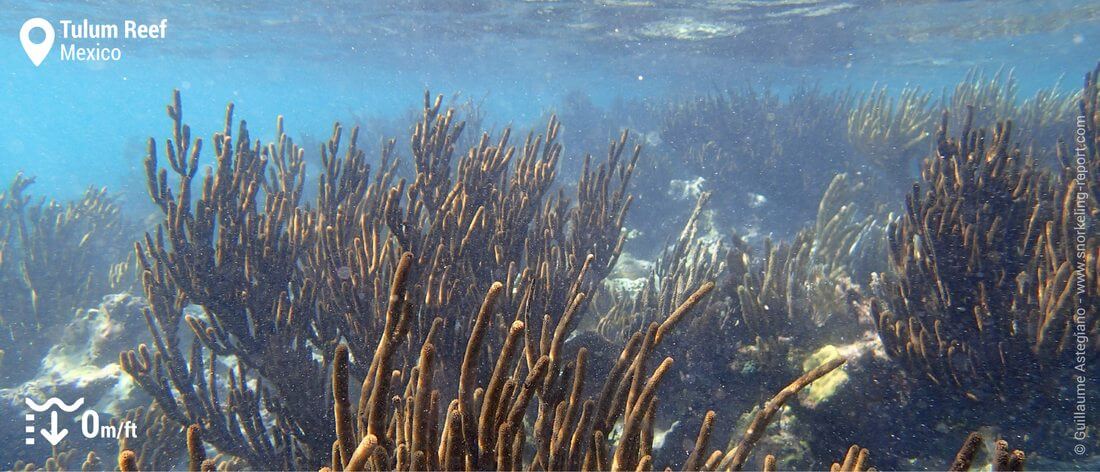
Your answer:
(801, 345), (848, 407)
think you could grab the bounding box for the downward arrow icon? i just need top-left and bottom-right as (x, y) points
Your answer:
(40, 411), (68, 445)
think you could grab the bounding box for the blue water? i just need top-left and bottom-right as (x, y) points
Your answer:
(2, 0), (1097, 199)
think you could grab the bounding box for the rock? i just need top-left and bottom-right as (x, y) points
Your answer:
(0, 293), (155, 468)
(668, 176), (706, 201)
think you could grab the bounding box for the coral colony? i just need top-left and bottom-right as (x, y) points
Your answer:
(1, 63), (1097, 471)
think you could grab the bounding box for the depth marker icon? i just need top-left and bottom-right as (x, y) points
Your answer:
(25, 397), (83, 446)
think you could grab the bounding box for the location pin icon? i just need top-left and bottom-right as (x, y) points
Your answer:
(20, 18), (55, 67)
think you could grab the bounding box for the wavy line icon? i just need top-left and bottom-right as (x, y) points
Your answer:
(25, 397), (84, 412)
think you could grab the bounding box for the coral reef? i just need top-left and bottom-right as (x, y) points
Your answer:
(847, 85), (935, 182)
(846, 68), (1080, 188)
(600, 173), (877, 367)
(587, 65), (1097, 469)
(0, 175), (134, 382)
(120, 90), (643, 470)
(5, 59), (1098, 471)
(943, 68), (1079, 154)
(651, 67), (1079, 242)
(658, 85), (857, 236)
(0, 293), (155, 469)
(108, 89), (864, 472)
(870, 65), (1100, 457)
(873, 110), (1098, 401)
(594, 178), (884, 470)
(317, 287), (843, 471)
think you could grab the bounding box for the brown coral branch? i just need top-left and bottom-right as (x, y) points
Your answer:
(725, 356), (847, 471)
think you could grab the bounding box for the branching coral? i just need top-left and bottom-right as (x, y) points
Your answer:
(811, 174), (890, 283)
(110, 264), (845, 472)
(872, 105), (1098, 405)
(120, 89), (639, 470)
(941, 68), (1078, 159)
(1061, 62), (1100, 218)
(596, 192), (726, 342)
(870, 66), (1100, 449)
(846, 68), (1080, 190)
(109, 87), (868, 472)
(857, 70), (1096, 420)
(0, 174), (132, 381)
(847, 85), (935, 181)
(11, 181), (128, 324)
(123, 90), (332, 469)
(10, 446), (91, 472)
(315, 255), (842, 472)
(946, 432), (1026, 472)
(720, 356), (847, 471)
(114, 402), (187, 471)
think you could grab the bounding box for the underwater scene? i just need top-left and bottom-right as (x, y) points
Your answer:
(1, 1), (1098, 471)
